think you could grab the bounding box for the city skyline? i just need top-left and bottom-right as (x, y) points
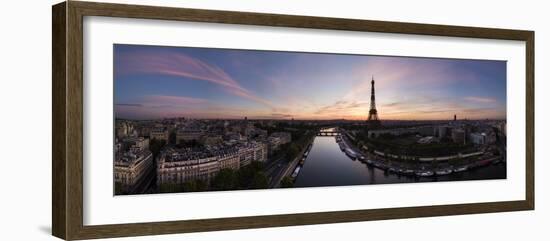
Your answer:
(114, 44), (507, 121)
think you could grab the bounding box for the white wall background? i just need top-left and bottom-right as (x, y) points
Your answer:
(0, 0), (547, 240)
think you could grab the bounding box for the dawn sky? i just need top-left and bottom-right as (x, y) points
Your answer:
(114, 44), (506, 120)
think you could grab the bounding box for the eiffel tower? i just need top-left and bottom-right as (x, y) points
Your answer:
(367, 76), (381, 127)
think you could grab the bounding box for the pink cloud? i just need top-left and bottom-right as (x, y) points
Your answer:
(141, 95), (208, 107)
(116, 50), (277, 110)
(464, 96), (497, 103)
(115, 95), (209, 116)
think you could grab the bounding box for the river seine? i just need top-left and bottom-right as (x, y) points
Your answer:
(294, 136), (506, 188)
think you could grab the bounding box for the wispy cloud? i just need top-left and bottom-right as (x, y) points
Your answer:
(115, 103), (143, 107)
(116, 95), (208, 108)
(143, 95), (207, 106)
(464, 96), (497, 103)
(116, 50), (277, 110)
(115, 95), (214, 120)
(270, 113), (294, 118)
(314, 100), (368, 116)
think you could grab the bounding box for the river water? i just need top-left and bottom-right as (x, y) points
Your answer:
(294, 136), (506, 188)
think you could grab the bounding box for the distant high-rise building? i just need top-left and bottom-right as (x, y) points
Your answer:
(367, 76), (381, 127)
(454, 114), (457, 121)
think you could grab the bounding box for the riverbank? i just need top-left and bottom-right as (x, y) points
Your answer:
(272, 136), (315, 187)
(340, 131), (505, 178)
(294, 136), (506, 188)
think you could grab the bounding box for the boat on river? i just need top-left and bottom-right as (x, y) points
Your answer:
(453, 165), (468, 173)
(344, 148), (358, 159)
(373, 161), (389, 170)
(339, 142), (345, 151)
(402, 169), (415, 176)
(291, 166), (301, 178)
(415, 170), (434, 177)
(435, 168), (453, 176)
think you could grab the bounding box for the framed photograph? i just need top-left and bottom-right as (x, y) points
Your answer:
(52, 1), (534, 240)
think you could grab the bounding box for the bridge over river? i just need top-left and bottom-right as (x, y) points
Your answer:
(316, 127), (341, 136)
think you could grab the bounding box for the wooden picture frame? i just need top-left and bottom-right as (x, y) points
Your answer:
(52, 1), (534, 240)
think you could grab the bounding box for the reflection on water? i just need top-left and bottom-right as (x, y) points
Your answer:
(294, 136), (506, 188)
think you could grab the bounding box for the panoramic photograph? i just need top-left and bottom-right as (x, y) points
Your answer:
(113, 44), (507, 195)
